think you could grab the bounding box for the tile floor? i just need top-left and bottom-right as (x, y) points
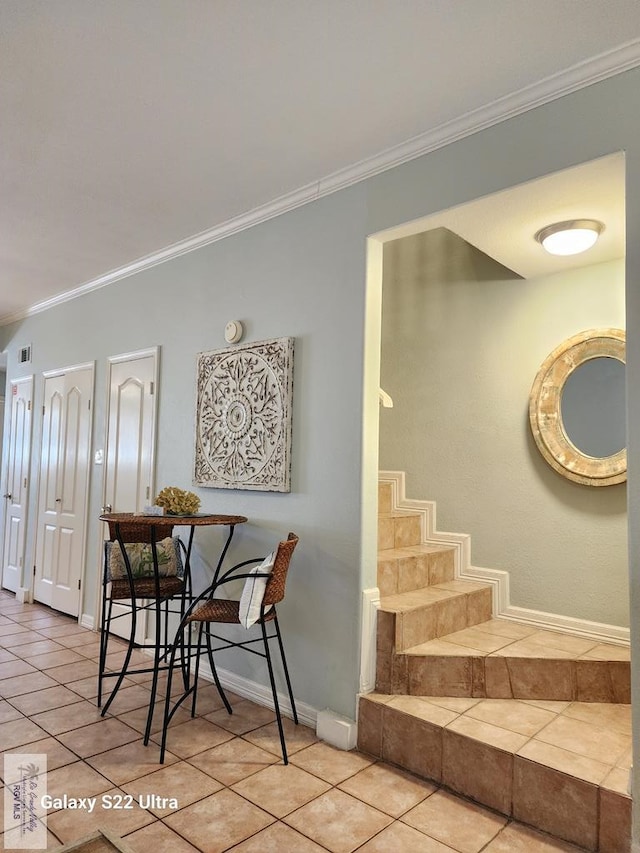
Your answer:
(0, 592), (589, 852)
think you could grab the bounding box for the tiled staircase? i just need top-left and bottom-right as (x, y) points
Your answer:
(358, 480), (632, 852)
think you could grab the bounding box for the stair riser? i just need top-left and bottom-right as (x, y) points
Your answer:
(378, 514), (421, 550)
(378, 587), (492, 653)
(383, 655), (631, 702)
(378, 482), (392, 514)
(358, 697), (631, 853)
(378, 550), (455, 596)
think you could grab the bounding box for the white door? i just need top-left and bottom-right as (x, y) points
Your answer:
(1, 377), (33, 593)
(102, 349), (158, 640)
(34, 365), (93, 615)
(104, 351), (158, 514)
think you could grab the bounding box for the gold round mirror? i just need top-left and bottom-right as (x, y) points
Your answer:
(528, 328), (626, 486)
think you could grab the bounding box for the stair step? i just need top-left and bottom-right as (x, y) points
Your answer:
(378, 510), (422, 550)
(394, 620), (630, 703)
(378, 544), (455, 595)
(378, 580), (493, 653)
(358, 692), (631, 852)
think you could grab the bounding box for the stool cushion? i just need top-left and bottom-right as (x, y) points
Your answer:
(106, 537), (183, 581)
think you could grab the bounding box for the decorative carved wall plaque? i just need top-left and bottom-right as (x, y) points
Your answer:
(194, 337), (294, 492)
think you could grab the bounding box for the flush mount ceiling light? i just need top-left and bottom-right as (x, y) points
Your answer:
(535, 219), (604, 256)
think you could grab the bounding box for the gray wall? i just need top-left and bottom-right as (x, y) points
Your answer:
(3, 71), (640, 839)
(380, 228), (627, 626)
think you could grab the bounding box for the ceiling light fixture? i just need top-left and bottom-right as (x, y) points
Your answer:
(535, 219), (604, 256)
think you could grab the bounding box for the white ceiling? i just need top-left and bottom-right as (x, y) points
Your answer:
(2, 1), (639, 324)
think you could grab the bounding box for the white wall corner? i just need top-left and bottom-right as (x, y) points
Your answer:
(80, 613), (96, 631)
(316, 708), (357, 751)
(16, 587), (32, 604)
(360, 588), (380, 694)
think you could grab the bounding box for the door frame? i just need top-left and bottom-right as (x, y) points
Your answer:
(92, 346), (160, 629)
(32, 361), (95, 616)
(0, 374), (34, 595)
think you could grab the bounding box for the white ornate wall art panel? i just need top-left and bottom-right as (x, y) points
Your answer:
(194, 337), (294, 492)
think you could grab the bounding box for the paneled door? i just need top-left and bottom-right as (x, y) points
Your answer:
(102, 349), (159, 640)
(34, 365), (94, 615)
(1, 376), (33, 593)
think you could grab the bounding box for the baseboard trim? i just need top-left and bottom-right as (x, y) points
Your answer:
(201, 661), (318, 729)
(360, 588), (380, 694)
(80, 613), (95, 630)
(378, 470), (629, 646)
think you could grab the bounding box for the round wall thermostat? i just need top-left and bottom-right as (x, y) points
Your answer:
(224, 320), (244, 344)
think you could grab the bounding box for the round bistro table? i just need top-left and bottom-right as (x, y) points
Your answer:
(98, 512), (248, 744)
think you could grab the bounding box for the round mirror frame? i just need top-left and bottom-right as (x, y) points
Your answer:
(528, 328), (626, 487)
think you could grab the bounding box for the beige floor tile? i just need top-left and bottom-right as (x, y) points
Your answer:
(562, 701), (631, 735)
(36, 622), (92, 639)
(491, 640), (576, 659)
(188, 737), (278, 786)
(444, 626), (514, 653)
(243, 718), (318, 758)
(357, 821), (458, 852)
(31, 700), (103, 735)
(2, 827), (61, 850)
(405, 638), (482, 656)
(57, 717), (141, 757)
(57, 632), (103, 649)
(517, 739), (610, 785)
(123, 760), (223, 815)
(16, 736), (78, 771)
(0, 648), (17, 662)
(232, 763), (331, 818)
(472, 620), (543, 640)
(338, 762), (436, 817)
(521, 700), (571, 713)
(421, 696), (480, 713)
(386, 696), (459, 726)
(464, 698), (556, 736)
(290, 741), (374, 785)
(0, 671), (59, 696)
(616, 744), (633, 768)
(0, 700), (23, 723)
(8, 685), (85, 716)
(446, 715), (528, 753)
(524, 631), (598, 656)
(226, 821), (328, 852)
(100, 683), (154, 715)
(46, 659), (99, 683)
(533, 714), (631, 765)
(204, 699), (276, 734)
(401, 789), (507, 853)
(284, 789), (392, 853)
(0, 623), (29, 637)
(601, 765), (631, 795)
(165, 788), (274, 853)
(117, 699), (193, 736)
(125, 820), (201, 853)
(0, 658), (36, 679)
(190, 684), (241, 716)
(67, 675), (103, 699)
(86, 738), (178, 785)
(578, 643), (630, 661)
(483, 822), (585, 851)
(47, 786), (156, 841)
(6, 639), (66, 658)
(23, 648), (86, 670)
(0, 717), (49, 749)
(47, 761), (113, 799)
(152, 716), (235, 758)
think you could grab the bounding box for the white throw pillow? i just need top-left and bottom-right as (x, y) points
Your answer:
(238, 551), (276, 628)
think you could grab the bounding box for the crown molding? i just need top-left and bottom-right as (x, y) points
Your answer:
(4, 38), (640, 328)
